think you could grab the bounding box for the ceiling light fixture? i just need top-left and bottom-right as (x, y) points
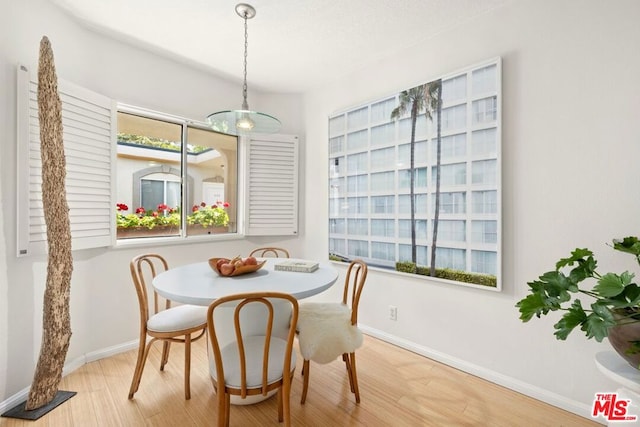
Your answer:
(207, 3), (281, 136)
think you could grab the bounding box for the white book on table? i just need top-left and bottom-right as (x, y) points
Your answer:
(274, 260), (319, 273)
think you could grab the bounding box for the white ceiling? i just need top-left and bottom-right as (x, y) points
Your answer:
(49, 0), (509, 93)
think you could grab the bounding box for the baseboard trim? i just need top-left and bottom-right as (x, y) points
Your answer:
(359, 325), (595, 422)
(0, 339), (137, 415)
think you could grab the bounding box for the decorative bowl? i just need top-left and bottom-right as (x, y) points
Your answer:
(208, 257), (266, 277)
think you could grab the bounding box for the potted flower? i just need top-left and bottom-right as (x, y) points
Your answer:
(116, 203), (180, 238)
(187, 201), (230, 235)
(516, 236), (640, 368)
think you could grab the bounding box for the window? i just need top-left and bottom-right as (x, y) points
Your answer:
(371, 219), (395, 237)
(116, 111), (237, 239)
(370, 171), (395, 192)
(18, 63), (298, 254)
(328, 58), (501, 289)
(347, 219), (368, 235)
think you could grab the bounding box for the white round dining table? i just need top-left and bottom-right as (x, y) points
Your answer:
(152, 258), (339, 405)
(152, 258), (339, 306)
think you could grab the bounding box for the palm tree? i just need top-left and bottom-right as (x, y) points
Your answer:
(426, 80), (443, 277)
(391, 81), (443, 273)
(391, 86), (426, 264)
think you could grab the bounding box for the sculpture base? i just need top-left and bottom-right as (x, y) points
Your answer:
(1, 390), (76, 420)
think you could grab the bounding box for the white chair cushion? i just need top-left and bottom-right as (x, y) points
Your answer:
(147, 304), (207, 333)
(212, 335), (296, 389)
(297, 302), (363, 364)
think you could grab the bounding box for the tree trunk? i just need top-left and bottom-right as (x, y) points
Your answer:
(26, 36), (74, 411)
(430, 82), (443, 277)
(409, 101), (418, 264)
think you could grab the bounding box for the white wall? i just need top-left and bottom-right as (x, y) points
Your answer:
(0, 0), (304, 404)
(2, 0), (640, 422)
(302, 0), (640, 420)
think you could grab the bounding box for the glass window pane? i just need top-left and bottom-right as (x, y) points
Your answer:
(471, 159), (497, 185)
(347, 130), (368, 151)
(329, 114), (345, 137)
(347, 107), (368, 131)
(371, 147), (395, 170)
(472, 64), (497, 95)
(471, 128), (497, 156)
(442, 74), (467, 104)
(370, 171), (395, 192)
(371, 219), (395, 237)
(371, 242), (396, 261)
(329, 136), (344, 154)
(347, 152), (368, 174)
(371, 98), (396, 124)
(371, 123), (395, 147)
(472, 96), (497, 125)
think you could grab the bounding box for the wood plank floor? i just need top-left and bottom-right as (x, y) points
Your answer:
(0, 335), (599, 426)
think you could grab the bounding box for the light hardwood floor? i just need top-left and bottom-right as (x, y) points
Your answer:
(1, 335), (599, 426)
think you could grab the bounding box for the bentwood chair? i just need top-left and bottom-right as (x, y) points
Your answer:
(249, 247), (290, 258)
(207, 292), (299, 427)
(128, 254), (207, 400)
(297, 260), (368, 404)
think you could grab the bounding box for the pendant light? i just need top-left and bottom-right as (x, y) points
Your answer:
(207, 3), (281, 136)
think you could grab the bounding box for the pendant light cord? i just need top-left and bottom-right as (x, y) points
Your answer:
(241, 12), (249, 110)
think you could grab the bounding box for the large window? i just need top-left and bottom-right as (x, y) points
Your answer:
(328, 58), (501, 289)
(17, 65), (298, 255)
(116, 110), (238, 239)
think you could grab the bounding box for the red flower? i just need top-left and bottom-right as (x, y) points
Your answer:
(200, 202), (207, 207)
(157, 204), (169, 212)
(223, 202), (230, 208)
(135, 207), (146, 214)
(192, 205), (199, 212)
(152, 212), (158, 217)
(116, 203), (129, 211)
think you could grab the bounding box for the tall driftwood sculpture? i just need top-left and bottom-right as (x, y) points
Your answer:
(25, 36), (74, 411)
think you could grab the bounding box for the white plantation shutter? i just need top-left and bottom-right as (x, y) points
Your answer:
(245, 134), (298, 236)
(16, 65), (116, 256)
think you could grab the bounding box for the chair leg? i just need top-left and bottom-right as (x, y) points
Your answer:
(300, 359), (310, 404)
(277, 387), (283, 422)
(216, 389), (227, 427)
(349, 352), (361, 403)
(160, 341), (171, 371)
(184, 334), (192, 400)
(128, 338), (154, 399)
(343, 353), (355, 393)
(224, 393), (231, 427)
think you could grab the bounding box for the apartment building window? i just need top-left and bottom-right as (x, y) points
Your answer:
(328, 58), (501, 288)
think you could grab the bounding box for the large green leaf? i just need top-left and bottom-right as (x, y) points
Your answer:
(554, 300), (587, 340)
(593, 272), (634, 297)
(581, 303), (617, 342)
(613, 237), (640, 256)
(556, 248), (594, 270)
(516, 293), (552, 321)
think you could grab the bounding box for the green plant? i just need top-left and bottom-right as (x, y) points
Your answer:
(116, 201), (230, 230)
(516, 236), (640, 343)
(394, 262), (497, 287)
(187, 202), (230, 228)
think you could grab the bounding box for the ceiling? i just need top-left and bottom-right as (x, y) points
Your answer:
(49, 0), (509, 94)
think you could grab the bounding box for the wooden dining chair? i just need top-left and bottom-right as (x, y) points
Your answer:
(128, 253), (207, 400)
(207, 292), (299, 427)
(249, 247), (290, 258)
(297, 260), (368, 404)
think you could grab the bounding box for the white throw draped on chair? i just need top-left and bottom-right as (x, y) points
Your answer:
(297, 302), (363, 364)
